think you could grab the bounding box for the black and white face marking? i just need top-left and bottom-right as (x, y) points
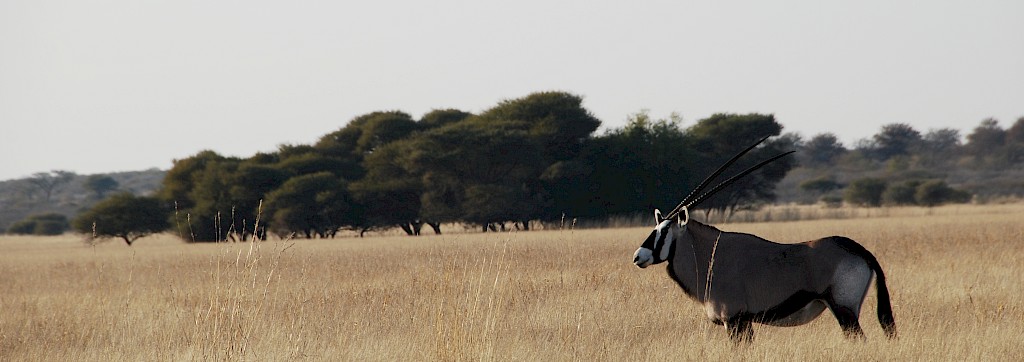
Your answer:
(633, 212), (676, 268)
(633, 208), (689, 268)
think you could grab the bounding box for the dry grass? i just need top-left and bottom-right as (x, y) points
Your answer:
(2, 203), (1023, 361)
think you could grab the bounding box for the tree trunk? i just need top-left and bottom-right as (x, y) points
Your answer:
(428, 222), (442, 235)
(522, 220), (530, 231)
(399, 223), (415, 236)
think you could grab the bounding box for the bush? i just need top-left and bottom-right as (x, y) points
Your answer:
(5, 213), (69, 235)
(916, 180), (972, 207)
(844, 178), (888, 207)
(883, 180), (923, 205)
(7, 220), (37, 235)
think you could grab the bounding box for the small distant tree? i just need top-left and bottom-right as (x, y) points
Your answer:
(84, 175), (119, 199)
(918, 128), (962, 167)
(965, 118), (1006, 158)
(873, 123), (922, 160)
(1007, 117), (1024, 145)
(73, 193), (170, 246)
(803, 133), (846, 166)
(844, 178), (887, 207)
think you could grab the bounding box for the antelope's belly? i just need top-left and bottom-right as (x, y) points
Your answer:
(760, 300), (827, 327)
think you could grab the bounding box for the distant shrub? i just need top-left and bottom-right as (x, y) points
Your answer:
(883, 180), (923, 205)
(5, 213), (69, 236)
(916, 180), (972, 207)
(819, 195), (844, 208)
(7, 220), (37, 235)
(844, 178), (888, 207)
(800, 177), (843, 194)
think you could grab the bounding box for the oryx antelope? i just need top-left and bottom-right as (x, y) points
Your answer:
(632, 137), (896, 343)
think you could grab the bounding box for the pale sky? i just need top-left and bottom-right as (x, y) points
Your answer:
(2, 0), (1022, 181)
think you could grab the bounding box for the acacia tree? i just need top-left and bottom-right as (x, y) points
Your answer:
(265, 172), (358, 238)
(159, 150), (228, 210)
(873, 123), (922, 160)
(918, 128), (962, 167)
(965, 119), (1006, 160)
(476, 91), (601, 163)
(802, 133), (846, 167)
(73, 193), (170, 246)
(685, 113), (794, 219)
(581, 111), (694, 217)
(28, 170), (75, 201)
(350, 140), (424, 235)
(407, 120), (545, 231)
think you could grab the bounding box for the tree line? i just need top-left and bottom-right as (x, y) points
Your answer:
(74, 91), (793, 242)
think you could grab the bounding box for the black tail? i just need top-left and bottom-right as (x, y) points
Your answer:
(869, 259), (897, 338)
(832, 237), (897, 338)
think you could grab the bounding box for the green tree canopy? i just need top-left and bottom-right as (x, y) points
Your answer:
(685, 113), (793, 217)
(966, 118), (1006, 157)
(349, 140), (423, 234)
(419, 108), (473, 129)
(581, 111), (693, 216)
(803, 133), (846, 167)
(407, 121), (545, 228)
(873, 123), (922, 160)
(159, 150), (229, 210)
(265, 172), (358, 239)
(476, 91), (601, 162)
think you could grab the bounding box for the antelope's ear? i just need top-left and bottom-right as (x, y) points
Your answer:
(654, 209), (664, 223)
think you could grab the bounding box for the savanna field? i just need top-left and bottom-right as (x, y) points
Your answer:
(2, 204), (1023, 361)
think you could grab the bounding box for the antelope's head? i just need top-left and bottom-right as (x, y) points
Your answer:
(633, 208), (688, 268)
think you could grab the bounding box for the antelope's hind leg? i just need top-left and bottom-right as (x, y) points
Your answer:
(826, 301), (866, 340)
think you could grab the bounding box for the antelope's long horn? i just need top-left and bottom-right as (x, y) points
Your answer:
(664, 136), (770, 220)
(686, 150), (796, 208)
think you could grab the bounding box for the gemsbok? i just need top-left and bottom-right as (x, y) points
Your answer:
(632, 137), (896, 343)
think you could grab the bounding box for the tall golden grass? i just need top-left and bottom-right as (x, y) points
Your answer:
(1, 203), (1022, 360)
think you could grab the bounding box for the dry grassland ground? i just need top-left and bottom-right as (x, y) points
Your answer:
(1, 204), (1023, 361)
